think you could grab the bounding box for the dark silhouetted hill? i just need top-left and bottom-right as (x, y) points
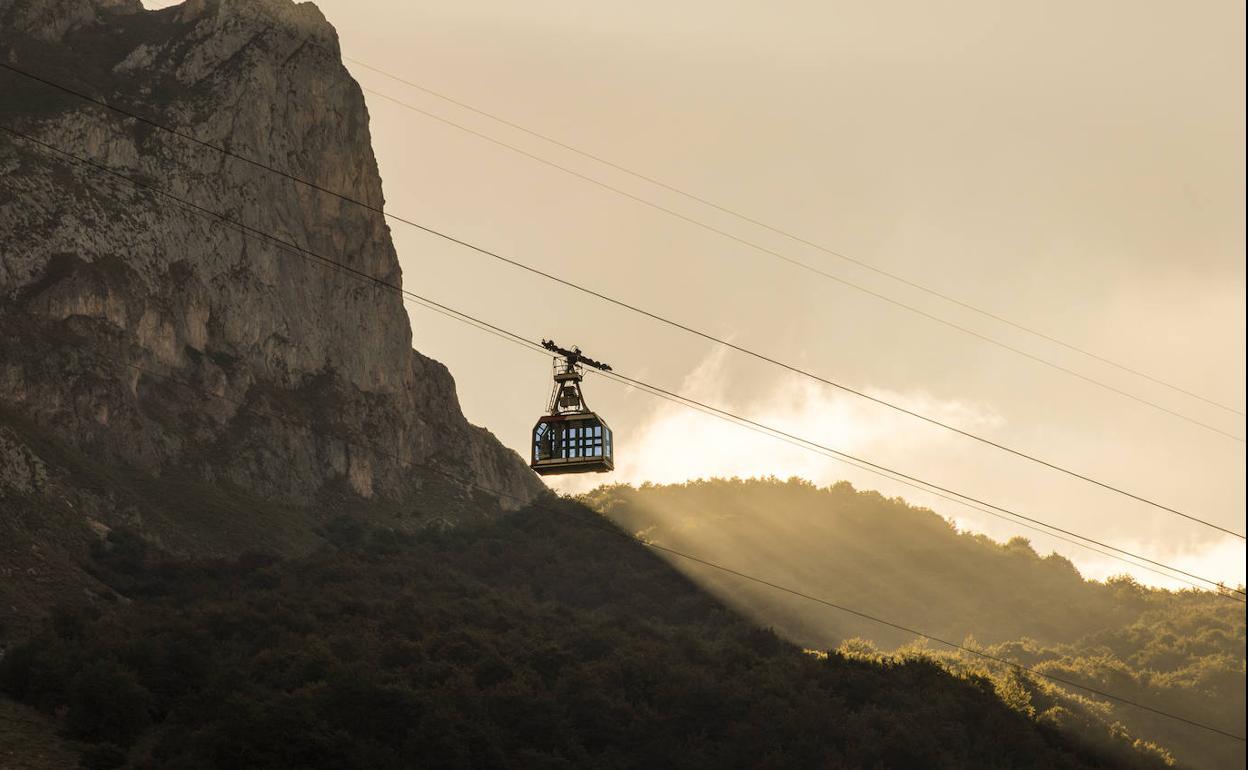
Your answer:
(1, 500), (1174, 769)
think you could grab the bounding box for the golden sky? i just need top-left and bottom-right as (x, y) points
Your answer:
(143, 0), (1245, 588)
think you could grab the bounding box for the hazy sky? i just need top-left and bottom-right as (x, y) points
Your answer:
(143, 1), (1244, 588)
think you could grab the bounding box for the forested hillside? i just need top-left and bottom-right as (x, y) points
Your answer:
(1, 501), (1174, 770)
(583, 478), (1246, 770)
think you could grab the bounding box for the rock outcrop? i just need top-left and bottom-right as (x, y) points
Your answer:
(0, 0), (546, 564)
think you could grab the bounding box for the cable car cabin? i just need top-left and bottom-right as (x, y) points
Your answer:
(532, 414), (613, 475)
(530, 340), (615, 476)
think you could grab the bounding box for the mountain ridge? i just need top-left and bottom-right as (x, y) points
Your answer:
(0, 0), (544, 631)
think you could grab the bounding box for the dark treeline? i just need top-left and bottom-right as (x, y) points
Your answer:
(1, 502), (1169, 770)
(583, 478), (1246, 770)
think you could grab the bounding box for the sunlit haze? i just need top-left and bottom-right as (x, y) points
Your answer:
(141, 0), (1247, 590)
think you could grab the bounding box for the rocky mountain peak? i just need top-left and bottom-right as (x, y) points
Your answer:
(0, 0), (546, 563)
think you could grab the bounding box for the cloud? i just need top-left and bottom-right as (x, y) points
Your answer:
(551, 346), (1002, 493)
(551, 349), (1245, 593)
(1071, 536), (1246, 592)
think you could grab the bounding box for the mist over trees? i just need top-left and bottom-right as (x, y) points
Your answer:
(583, 478), (1246, 770)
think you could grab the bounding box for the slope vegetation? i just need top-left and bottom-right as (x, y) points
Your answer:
(583, 478), (1246, 770)
(1, 501), (1170, 770)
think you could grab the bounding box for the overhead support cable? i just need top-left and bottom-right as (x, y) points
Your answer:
(1, 62), (1239, 538)
(591, 367), (1247, 596)
(6, 280), (1240, 742)
(4, 122), (1242, 600)
(343, 55), (1245, 420)
(74, 342), (1248, 742)
(355, 80), (1246, 441)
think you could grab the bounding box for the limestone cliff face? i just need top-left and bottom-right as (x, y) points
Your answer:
(0, 0), (546, 539)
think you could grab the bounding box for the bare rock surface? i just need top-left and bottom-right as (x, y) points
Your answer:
(0, 0), (547, 620)
(0, 427), (46, 495)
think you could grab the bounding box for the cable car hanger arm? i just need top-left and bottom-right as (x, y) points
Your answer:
(542, 339), (612, 372)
